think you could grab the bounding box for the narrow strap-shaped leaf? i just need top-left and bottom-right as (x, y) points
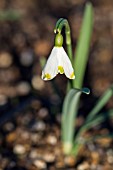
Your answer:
(62, 89), (80, 144)
(72, 110), (113, 155)
(74, 109), (113, 143)
(86, 85), (113, 122)
(62, 88), (90, 154)
(65, 88), (90, 143)
(86, 110), (113, 132)
(85, 133), (113, 143)
(73, 3), (93, 89)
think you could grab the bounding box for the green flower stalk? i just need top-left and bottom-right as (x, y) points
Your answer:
(54, 18), (73, 61)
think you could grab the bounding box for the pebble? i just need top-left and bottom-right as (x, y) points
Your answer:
(20, 131), (30, 140)
(55, 156), (65, 169)
(29, 150), (39, 159)
(6, 132), (17, 143)
(31, 133), (41, 143)
(88, 143), (96, 151)
(64, 156), (76, 167)
(13, 144), (26, 155)
(20, 49), (34, 66)
(16, 81), (31, 96)
(43, 152), (55, 163)
(32, 75), (45, 90)
(91, 164), (103, 170)
(0, 52), (13, 68)
(33, 159), (47, 169)
(91, 151), (99, 164)
(8, 161), (16, 169)
(106, 149), (113, 156)
(0, 158), (9, 169)
(91, 164), (97, 170)
(77, 161), (90, 170)
(3, 122), (14, 132)
(46, 135), (57, 145)
(0, 94), (8, 106)
(107, 155), (113, 164)
(96, 138), (112, 147)
(32, 121), (46, 131)
(38, 108), (48, 119)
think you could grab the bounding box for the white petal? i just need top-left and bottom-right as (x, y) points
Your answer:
(41, 47), (59, 80)
(57, 47), (75, 79)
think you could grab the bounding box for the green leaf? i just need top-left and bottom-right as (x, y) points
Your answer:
(86, 109), (113, 130)
(62, 89), (80, 144)
(62, 88), (90, 154)
(75, 110), (113, 144)
(73, 3), (93, 88)
(85, 133), (113, 143)
(72, 110), (113, 155)
(86, 85), (113, 122)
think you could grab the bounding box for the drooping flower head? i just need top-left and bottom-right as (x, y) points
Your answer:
(41, 33), (75, 80)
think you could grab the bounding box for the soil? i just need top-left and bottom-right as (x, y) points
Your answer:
(0, 0), (113, 169)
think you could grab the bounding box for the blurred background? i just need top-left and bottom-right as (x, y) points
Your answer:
(0, 0), (113, 169)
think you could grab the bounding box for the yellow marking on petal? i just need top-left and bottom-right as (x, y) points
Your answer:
(43, 73), (51, 80)
(58, 66), (64, 74)
(70, 72), (75, 79)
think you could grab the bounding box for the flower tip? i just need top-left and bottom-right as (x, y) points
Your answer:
(41, 73), (52, 81)
(70, 72), (75, 79)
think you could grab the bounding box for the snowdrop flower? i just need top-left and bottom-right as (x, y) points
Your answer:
(42, 34), (75, 80)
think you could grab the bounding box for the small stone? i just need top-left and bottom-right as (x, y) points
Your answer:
(64, 156), (76, 167)
(6, 132), (17, 143)
(91, 151), (99, 164)
(38, 108), (48, 119)
(0, 52), (13, 68)
(107, 149), (113, 156)
(46, 135), (57, 145)
(88, 143), (96, 151)
(107, 155), (113, 164)
(91, 164), (103, 170)
(3, 122), (14, 132)
(43, 153), (55, 163)
(32, 121), (46, 131)
(13, 144), (26, 155)
(32, 75), (45, 90)
(16, 81), (31, 96)
(33, 159), (47, 169)
(90, 164), (97, 170)
(8, 161), (16, 169)
(20, 49), (34, 66)
(29, 150), (38, 159)
(20, 131), (30, 140)
(0, 94), (8, 106)
(96, 137), (112, 147)
(31, 133), (41, 143)
(55, 156), (65, 169)
(0, 158), (9, 169)
(77, 161), (90, 170)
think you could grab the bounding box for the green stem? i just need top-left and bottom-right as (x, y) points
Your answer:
(54, 18), (73, 61)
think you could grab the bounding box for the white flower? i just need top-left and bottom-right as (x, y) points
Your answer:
(41, 47), (75, 80)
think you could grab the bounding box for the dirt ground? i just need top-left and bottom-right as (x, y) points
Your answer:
(0, 0), (113, 169)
